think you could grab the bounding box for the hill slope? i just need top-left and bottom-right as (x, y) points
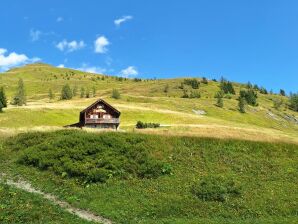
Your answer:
(0, 63), (297, 142)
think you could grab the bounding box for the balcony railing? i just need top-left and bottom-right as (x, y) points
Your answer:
(85, 118), (120, 124)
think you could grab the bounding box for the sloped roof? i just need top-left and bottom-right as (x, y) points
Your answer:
(80, 99), (120, 115)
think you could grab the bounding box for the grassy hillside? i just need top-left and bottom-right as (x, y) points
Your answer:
(0, 183), (92, 224)
(0, 63), (297, 142)
(1, 130), (297, 223)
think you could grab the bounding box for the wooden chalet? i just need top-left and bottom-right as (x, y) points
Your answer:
(76, 99), (120, 129)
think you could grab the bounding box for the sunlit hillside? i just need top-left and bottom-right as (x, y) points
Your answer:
(0, 63), (297, 142)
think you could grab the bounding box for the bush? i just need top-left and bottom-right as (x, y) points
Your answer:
(201, 77), (208, 84)
(136, 121), (160, 129)
(280, 89), (286, 96)
(183, 79), (200, 89)
(12, 78), (26, 106)
(220, 79), (235, 95)
(239, 89), (258, 106)
(0, 86), (7, 108)
(61, 84), (73, 100)
(215, 91), (224, 108)
(192, 175), (241, 202)
(9, 130), (169, 183)
(289, 93), (298, 112)
(111, 89), (121, 99)
(238, 97), (246, 113)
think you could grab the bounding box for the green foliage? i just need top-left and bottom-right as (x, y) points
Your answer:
(80, 87), (85, 98)
(85, 88), (90, 98)
(61, 84), (73, 100)
(92, 86), (96, 97)
(2, 131), (298, 223)
(289, 93), (298, 112)
(163, 84), (169, 93)
(239, 89), (258, 106)
(12, 78), (26, 106)
(72, 85), (78, 97)
(0, 101), (3, 112)
(280, 89), (286, 96)
(136, 121), (160, 129)
(246, 81), (253, 89)
(220, 78), (235, 95)
(111, 89), (121, 99)
(259, 87), (268, 94)
(192, 175), (241, 202)
(215, 91), (224, 108)
(183, 79), (200, 89)
(273, 98), (283, 110)
(181, 89), (200, 98)
(0, 87), (7, 108)
(201, 77), (208, 84)
(0, 183), (89, 224)
(10, 130), (169, 183)
(238, 97), (246, 113)
(48, 89), (54, 100)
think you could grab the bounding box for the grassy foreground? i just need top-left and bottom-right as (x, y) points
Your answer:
(1, 130), (297, 224)
(0, 183), (91, 224)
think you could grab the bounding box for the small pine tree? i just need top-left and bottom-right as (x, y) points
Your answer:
(202, 77), (208, 84)
(0, 87), (7, 108)
(73, 86), (78, 97)
(273, 98), (283, 110)
(215, 91), (224, 108)
(92, 86), (96, 97)
(238, 97), (246, 113)
(280, 89), (286, 96)
(61, 84), (73, 100)
(0, 101), (3, 113)
(164, 84), (169, 94)
(48, 89), (55, 100)
(12, 78), (26, 106)
(80, 87), (85, 98)
(85, 88), (90, 98)
(111, 89), (121, 99)
(289, 93), (298, 112)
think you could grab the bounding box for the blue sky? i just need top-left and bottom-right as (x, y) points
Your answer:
(0, 0), (297, 93)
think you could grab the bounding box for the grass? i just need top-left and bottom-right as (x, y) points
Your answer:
(0, 63), (297, 143)
(1, 130), (297, 223)
(0, 183), (92, 224)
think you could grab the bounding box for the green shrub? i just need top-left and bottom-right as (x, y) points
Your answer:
(111, 89), (121, 99)
(289, 93), (298, 112)
(239, 89), (258, 106)
(136, 121), (160, 129)
(220, 78), (235, 95)
(183, 79), (200, 89)
(192, 175), (241, 202)
(8, 130), (169, 183)
(60, 84), (73, 100)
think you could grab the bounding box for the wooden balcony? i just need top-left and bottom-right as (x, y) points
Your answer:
(85, 118), (120, 124)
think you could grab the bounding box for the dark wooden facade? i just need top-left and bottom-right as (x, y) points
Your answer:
(78, 99), (120, 129)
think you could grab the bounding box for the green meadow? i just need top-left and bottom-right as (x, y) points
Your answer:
(0, 63), (297, 223)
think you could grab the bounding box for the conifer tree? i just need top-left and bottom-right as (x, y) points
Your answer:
(80, 87), (85, 98)
(0, 87), (7, 108)
(61, 84), (73, 100)
(12, 78), (26, 106)
(238, 97), (246, 113)
(48, 89), (55, 100)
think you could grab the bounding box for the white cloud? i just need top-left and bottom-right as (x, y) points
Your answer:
(119, 66), (138, 77)
(114, 15), (133, 26)
(30, 29), (42, 41)
(94, 36), (109, 54)
(0, 48), (41, 71)
(56, 40), (85, 52)
(56, 17), (63, 22)
(57, 64), (65, 68)
(76, 63), (106, 74)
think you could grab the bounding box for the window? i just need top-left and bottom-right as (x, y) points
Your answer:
(103, 114), (111, 119)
